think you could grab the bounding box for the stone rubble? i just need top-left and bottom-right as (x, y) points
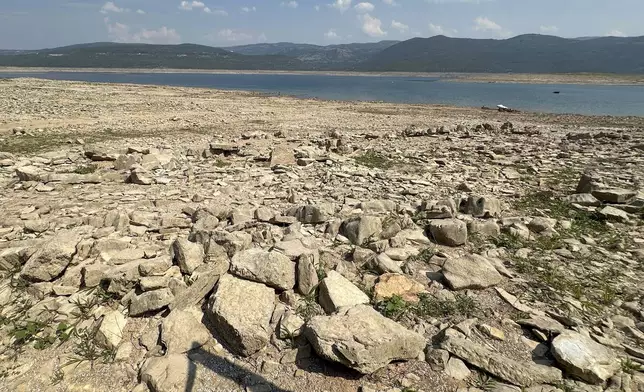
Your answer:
(1, 79), (643, 392)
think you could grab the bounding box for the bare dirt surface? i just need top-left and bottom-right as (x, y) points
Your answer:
(1, 78), (643, 392)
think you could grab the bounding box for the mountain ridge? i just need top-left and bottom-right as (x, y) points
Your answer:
(1, 35), (643, 73)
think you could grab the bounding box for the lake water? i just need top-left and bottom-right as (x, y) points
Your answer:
(2, 71), (644, 116)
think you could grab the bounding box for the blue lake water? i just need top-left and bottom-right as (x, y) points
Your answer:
(2, 71), (644, 116)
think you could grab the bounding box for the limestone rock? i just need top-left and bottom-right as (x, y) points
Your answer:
(599, 206), (629, 222)
(468, 220), (501, 238)
(140, 354), (192, 392)
(278, 312), (305, 339)
(95, 310), (127, 350)
(428, 219), (468, 247)
(128, 165), (153, 185)
(297, 253), (319, 295)
(15, 166), (43, 182)
(566, 193), (601, 207)
(318, 270), (370, 313)
(445, 357), (471, 380)
(206, 274), (275, 356)
(359, 199), (397, 213)
(441, 335), (562, 387)
(372, 253), (403, 274)
(0, 247), (29, 271)
(286, 204), (333, 224)
(576, 172), (603, 194)
(21, 230), (80, 282)
(340, 216), (382, 246)
(373, 273), (425, 303)
(442, 254), (503, 290)
(304, 304), (425, 374)
(161, 309), (211, 354)
(230, 248), (295, 290)
(130, 288), (174, 316)
(169, 267), (220, 311)
(270, 145), (296, 168)
(516, 317), (566, 335)
(171, 238), (204, 275)
(551, 332), (620, 384)
(462, 196), (502, 218)
(592, 188), (637, 204)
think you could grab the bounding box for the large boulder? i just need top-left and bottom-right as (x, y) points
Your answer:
(428, 219), (467, 246)
(441, 333), (562, 387)
(442, 254), (503, 290)
(20, 230), (80, 282)
(304, 305), (425, 374)
(318, 270), (370, 313)
(161, 309), (211, 354)
(230, 248), (295, 290)
(551, 332), (620, 384)
(171, 238), (204, 275)
(340, 216), (382, 245)
(206, 274), (275, 356)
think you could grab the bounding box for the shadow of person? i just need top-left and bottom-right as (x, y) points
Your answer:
(184, 344), (293, 392)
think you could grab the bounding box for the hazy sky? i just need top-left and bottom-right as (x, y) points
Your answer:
(0, 0), (641, 49)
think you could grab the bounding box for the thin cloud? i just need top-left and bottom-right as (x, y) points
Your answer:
(216, 29), (253, 41)
(179, 1), (204, 11)
(136, 9), (145, 14)
(241, 6), (257, 12)
(354, 2), (375, 13)
(104, 18), (181, 44)
(100, 1), (128, 14)
(382, 0), (399, 5)
(391, 20), (409, 33)
(429, 23), (457, 36)
(473, 16), (511, 37)
(540, 25), (558, 34)
(179, 1), (225, 15)
(324, 29), (341, 39)
(606, 30), (627, 37)
(281, 1), (299, 8)
(329, 0), (352, 12)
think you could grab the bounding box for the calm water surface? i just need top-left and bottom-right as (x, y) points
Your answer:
(2, 71), (643, 116)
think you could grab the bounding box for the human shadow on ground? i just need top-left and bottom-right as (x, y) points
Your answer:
(185, 345), (293, 392)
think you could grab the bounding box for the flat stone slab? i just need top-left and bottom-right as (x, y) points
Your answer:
(551, 331), (620, 384)
(304, 304), (425, 374)
(442, 254), (503, 290)
(441, 334), (562, 387)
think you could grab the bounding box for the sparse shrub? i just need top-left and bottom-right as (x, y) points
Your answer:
(354, 151), (395, 170)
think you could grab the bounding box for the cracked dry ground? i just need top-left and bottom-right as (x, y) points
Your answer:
(1, 78), (644, 392)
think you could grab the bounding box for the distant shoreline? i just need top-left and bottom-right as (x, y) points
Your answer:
(1, 67), (643, 86)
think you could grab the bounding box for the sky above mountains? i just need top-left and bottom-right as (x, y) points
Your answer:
(0, 0), (641, 49)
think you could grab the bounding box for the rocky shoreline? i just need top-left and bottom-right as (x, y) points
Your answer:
(1, 78), (643, 392)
